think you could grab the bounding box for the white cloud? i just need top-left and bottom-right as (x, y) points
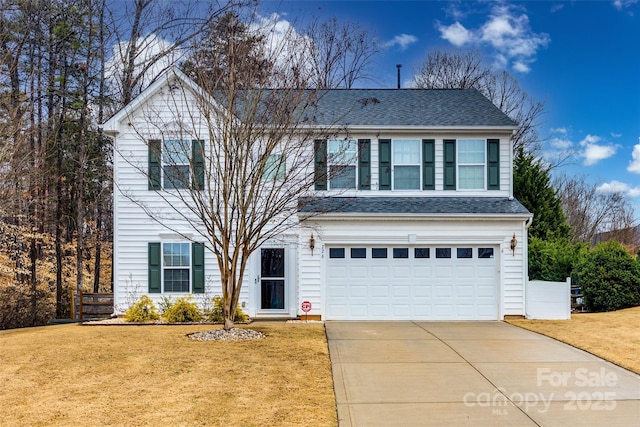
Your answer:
(597, 180), (640, 198)
(614, 0), (638, 11)
(550, 127), (567, 134)
(579, 134), (602, 146)
(435, 4), (549, 74)
(384, 34), (419, 50)
(550, 4), (565, 13)
(512, 61), (530, 73)
(550, 138), (572, 149)
(628, 143), (640, 173)
(106, 34), (183, 97)
(437, 22), (472, 46)
(582, 144), (617, 166)
(611, 132), (622, 138)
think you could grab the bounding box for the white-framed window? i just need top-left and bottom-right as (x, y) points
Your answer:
(163, 242), (191, 292)
(328, 139), (357, 189)
(263, 154), (286, 180)
(163, 139), (191, 189)
(393, 139), (421, 190)
(458, 139), (486, 190)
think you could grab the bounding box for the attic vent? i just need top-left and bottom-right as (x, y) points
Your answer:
(357, 97), (381, 107)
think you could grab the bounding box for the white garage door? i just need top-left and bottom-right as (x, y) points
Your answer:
(325, 246), (499, 320)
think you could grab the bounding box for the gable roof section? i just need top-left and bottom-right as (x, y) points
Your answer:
(102, 67), (210, 135)
(309, 89), (517, 128)
(299, 197), (531, 217)
(103, 66), (517, 132)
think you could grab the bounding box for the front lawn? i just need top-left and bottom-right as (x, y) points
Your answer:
(507, 306), (640, 375)
(0, 322), (336, 426)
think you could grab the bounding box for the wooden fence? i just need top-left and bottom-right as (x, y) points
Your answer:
(72, 291), (114, 320)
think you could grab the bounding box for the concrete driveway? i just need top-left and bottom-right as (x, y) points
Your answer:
(326, 321), (640, 426)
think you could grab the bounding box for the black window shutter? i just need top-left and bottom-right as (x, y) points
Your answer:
(314, 139), (327, 190)
(443, 139), (456, 190)
(358, 139), (371, 190)
(192, 242), (205, 294)
(422, 139), (435, 190)
(192, 140), (204, 190)
(148, 242), (161, 293)
(378, 139), (391, 190)
(148, 139), (161, 190)
(487, 139), (500, 190)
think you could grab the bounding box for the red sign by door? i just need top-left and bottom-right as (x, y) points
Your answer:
(301, 300), (312, 313)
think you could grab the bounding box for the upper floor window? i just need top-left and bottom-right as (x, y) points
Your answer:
(393, 139), (421, 190)
(148, 139), (204, 191)
(263, 154), (286, 180)
(163, 139), (191, 189)
(328, 139), (357, 189)
(458, 139), (485, 190)
(314, 139), (371, 191)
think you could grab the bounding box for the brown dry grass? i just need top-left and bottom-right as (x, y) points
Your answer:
(0, 322), (337, 427)
(507, 306), (640, 375)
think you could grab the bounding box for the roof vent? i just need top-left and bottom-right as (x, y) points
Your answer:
(396, 64), (402, 89)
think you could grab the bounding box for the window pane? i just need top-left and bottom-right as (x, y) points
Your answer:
(393, 248), (409, 258)
(393, 140), (420, 164)
(329, 248), (345, 258)
(457, 248), (473, 258)
(163, 165), (190, 189)
(372, 248), (387, 258)
(459, 165), (484, 189)
(164, 243), (190, 267)
(164, 268), (189, 292)
(436, 248), (451, 258)
(264, 154), (285, 180)
(163, 139), (190, 164)
(394, 166), (420, 189)
(328, 139), (357, 164)
(261, 248), (285, 278)
(478, 248), (495, 259)
(329, 165), (356, 189)
(351, 248), (366, 258)
(458, 139), (485, 163)
(415, 248), (430, 258)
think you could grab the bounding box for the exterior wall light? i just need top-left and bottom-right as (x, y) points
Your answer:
(309, 233), (315, 255)
(510, 233), (518, 256)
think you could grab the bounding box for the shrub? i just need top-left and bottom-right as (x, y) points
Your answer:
(205, 296), (248, 323)
(158, 296), (173, 315)
(0, 282), (55, 330)
(124, 295), (160, 322)
(573, 241), (640, 312)
(528, 237), (587, 281)
(162, 296), (203, 323)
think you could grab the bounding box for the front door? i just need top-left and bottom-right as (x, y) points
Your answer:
(260, 248), (285, 310)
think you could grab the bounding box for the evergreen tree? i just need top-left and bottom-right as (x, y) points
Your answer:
(514, 147), (571, 240)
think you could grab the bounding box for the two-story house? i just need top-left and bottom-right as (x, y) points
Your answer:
(103, 68), (532, 321)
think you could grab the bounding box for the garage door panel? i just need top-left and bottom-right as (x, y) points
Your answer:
(326, 245), (498, 320)
(371, 266), (391, 278)
(351, 266), (369, 278)
(371, 285), (389, 297)
(392, 266), (411, 277)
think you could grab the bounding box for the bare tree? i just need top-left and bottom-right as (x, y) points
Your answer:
(555, 174), (637, 244)
(414, 49), (544, 152)
(305, 17), (381, 88)
(116, 13), (358, 330)
(105, 0), (242, 108)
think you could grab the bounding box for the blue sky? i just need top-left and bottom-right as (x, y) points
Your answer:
(261, 0), (640, 210)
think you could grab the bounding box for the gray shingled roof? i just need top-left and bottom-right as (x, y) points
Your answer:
(310, 89), (516, 127)
(299, 197), (531, 215)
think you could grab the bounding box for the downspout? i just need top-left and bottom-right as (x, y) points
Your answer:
(523, 215), (533, 318)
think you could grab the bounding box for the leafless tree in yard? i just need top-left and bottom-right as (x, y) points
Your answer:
(414, 49), (545, 152)
(555, 174), (637, 244)
(118, 11), (359, 330)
